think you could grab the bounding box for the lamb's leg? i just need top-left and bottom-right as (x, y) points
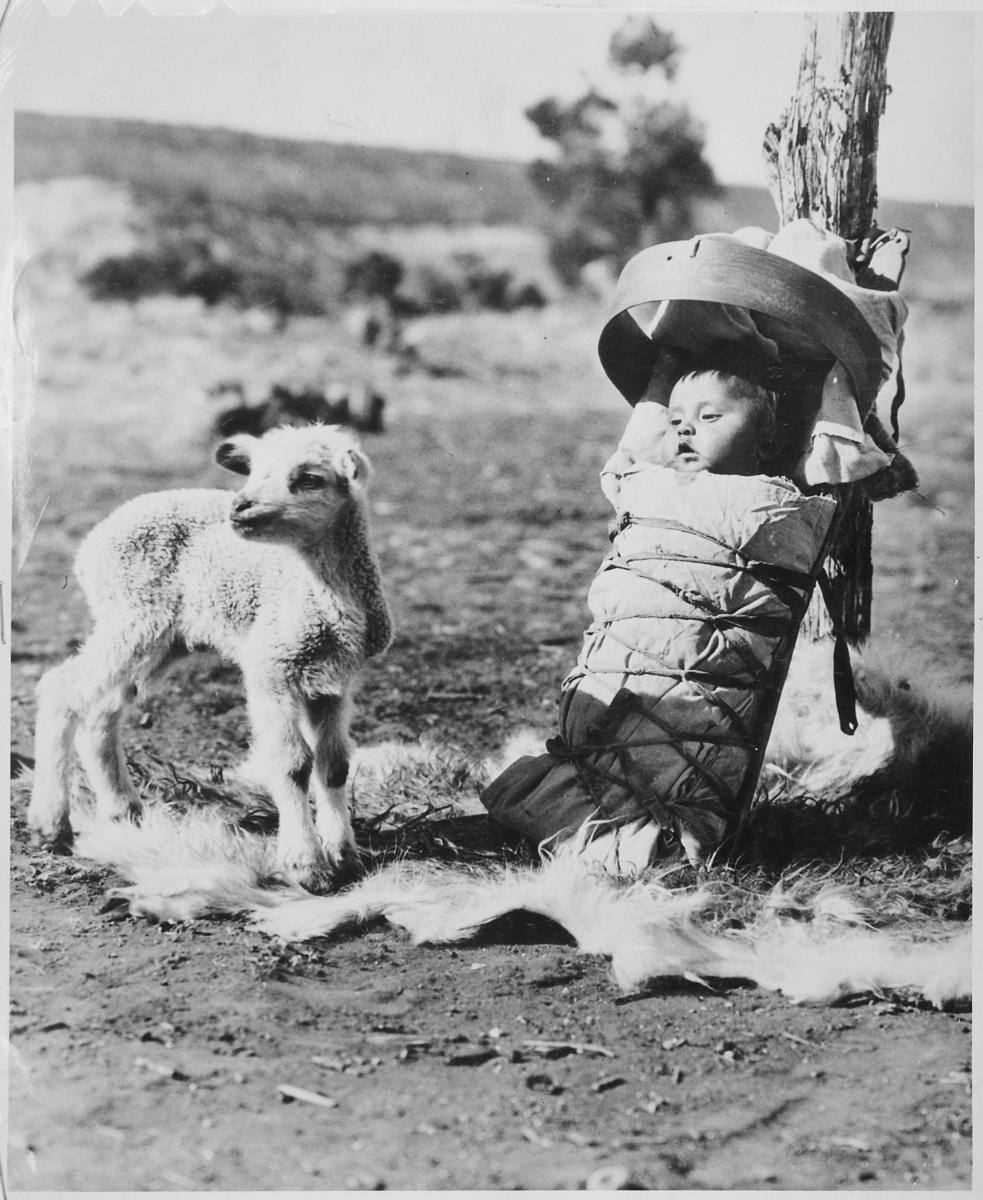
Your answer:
(245, 682), (331, 892)
(74, 683), (142, 823)
(302, 692), (359, 876)
(28, 658), (87, 849)
(29, 630), (163, 846)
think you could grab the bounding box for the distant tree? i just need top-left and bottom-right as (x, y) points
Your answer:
(343, 250), (405, 301)
(608, 15), (680, 75)
(526, 16), (719, 283)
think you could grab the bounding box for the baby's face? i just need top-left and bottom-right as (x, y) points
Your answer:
(665, 376), (764, 476)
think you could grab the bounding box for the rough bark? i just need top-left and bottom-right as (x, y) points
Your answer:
(763, 12), (894, 643)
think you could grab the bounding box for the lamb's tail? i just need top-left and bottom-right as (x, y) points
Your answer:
(74, 806), (970, 1007)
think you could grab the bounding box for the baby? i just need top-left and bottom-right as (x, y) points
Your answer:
(662, 370), (779, 477)
(483, 357), (836, 871)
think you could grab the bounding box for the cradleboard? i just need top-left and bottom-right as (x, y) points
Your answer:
(482, 232), (892, 864)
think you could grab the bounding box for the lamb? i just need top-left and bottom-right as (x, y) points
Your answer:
(27, 424), (393, 892)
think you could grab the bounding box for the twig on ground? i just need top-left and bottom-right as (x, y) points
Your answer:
(276, 1084), (339, 1109)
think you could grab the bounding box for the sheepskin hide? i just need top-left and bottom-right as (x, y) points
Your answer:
(74, 810), (971, 1008)
(767, 638), (972, 803)
(62, 638), (972, 1009)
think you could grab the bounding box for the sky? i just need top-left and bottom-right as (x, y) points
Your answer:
(2, 2), (977, 205)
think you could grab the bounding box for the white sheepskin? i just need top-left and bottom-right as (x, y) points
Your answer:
(74, 806), (303, 922)
(56, 637), (973, 1009)
(767, 637), (972, 799)
(74, 806), (971, 1008)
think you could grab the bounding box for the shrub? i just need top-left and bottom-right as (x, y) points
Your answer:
(393, 252), (548, 315)
(80, 185), (333, 318)
(344, 250), (405, 300)
(452, 252), (513, 311)
(81, 231), (326, 317)
(82, 251), (181, 302)
(395, 262), (465, 316)
(508, 281), (547, 310)
(545, 218), (619, 287)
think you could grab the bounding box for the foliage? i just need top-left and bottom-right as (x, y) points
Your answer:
(526, 16), (720, 283)
(81, 186), (331, 318)
(608, 14), (680, 75)
(344, 250), (405, 300)
(393, 251), (547, 316)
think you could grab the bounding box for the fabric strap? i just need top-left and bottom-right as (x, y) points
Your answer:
(816, 568), (859, 736)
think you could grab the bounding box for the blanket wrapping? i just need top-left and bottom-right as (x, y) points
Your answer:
(482, 463), (837, 865)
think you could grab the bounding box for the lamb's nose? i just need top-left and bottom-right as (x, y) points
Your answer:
(232, 495), (254, 515)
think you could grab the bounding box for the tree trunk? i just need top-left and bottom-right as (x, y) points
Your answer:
(763, 12), (894, 644)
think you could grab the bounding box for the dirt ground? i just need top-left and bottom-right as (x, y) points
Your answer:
(6, 180), (973, 1191)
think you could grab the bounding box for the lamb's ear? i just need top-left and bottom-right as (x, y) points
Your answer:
(215, 436), (254, 476)
(339, 447), (371, 493)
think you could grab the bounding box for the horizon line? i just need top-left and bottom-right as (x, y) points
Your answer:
(13, 106), (975, 211)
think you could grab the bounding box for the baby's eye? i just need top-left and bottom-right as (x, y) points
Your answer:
(701, 412), (721, 422)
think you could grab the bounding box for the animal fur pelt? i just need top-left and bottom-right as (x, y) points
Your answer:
(766, 637), (972, 803)
(75, 805), (298, 921)
(74, 809), (971, 1008)
(55, 638), (972, 1008)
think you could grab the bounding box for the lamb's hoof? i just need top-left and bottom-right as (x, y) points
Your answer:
(28, 822), (74, 855)
(276, 854), (338, 896)
(329, 848), (365, 890)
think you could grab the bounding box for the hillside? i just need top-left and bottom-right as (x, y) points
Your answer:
(14, 111), (550, 229)
(15, 111), (971, 302)
(16, 111), (971, 237)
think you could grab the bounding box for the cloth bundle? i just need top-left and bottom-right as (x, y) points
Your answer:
(482, 462), (837, 865)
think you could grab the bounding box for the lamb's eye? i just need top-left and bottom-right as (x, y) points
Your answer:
(295, 472), (327, 490)
(701, 412), (721, 422)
